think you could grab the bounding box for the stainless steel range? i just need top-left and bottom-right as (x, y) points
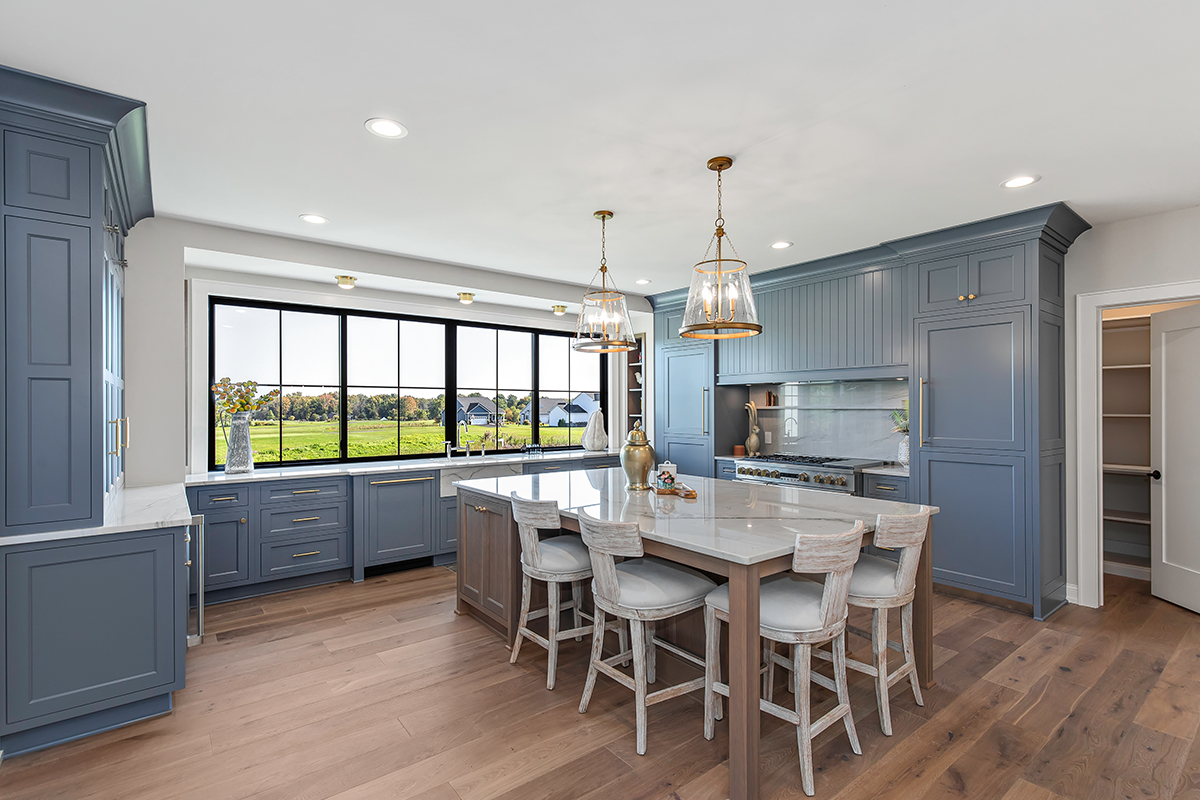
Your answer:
(733, 454), (886, 495)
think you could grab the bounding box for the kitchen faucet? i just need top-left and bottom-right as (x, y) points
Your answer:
(456, 421), (473, 458)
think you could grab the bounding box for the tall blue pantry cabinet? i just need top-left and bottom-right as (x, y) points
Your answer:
(650, 204), (1088, 620)
(0, 66), (170, 759)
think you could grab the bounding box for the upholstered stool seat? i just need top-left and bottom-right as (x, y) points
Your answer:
(525, 535), (592, 576)
(608, 557), (716, 611)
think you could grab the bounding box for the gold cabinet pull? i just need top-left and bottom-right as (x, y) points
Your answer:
(185, 559), (192, 567)
(292, 551), (320, 558)
(240, 518), (247, 524)
(919, 378), (928, 447)
(958, 295), (966, 301)
(292, 489), (321, 494)
(292, 516), (320, 523)
(211, 496), (239, 502)
(121, 417), (131, 449)
(968, 293), (977, 300)
(370, 476), (434, 485)
(876, 485), (897, 491)
(543, 466), (561, 470)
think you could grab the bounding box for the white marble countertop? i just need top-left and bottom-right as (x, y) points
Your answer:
(186, 449), (622, 487)
(1, 483), (199, 546)
(862, 465), (909, 477)
(454, 468), (936, 566)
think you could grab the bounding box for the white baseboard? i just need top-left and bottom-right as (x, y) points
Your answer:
(1104, 560), (1151, 582)
(1066, 583), (1080, 604)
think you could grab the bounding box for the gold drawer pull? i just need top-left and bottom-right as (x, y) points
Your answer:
(292, 550), (321, 558)
(543, 466), (561, 470)
(211, 496), (239, 502)
(370, 476), (434, 485)
(292, 516), (320, 522)
(876, 485), (897, 492)
(292, 489), (321, 494)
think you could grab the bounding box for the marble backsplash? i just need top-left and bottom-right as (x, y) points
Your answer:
(751, 380), (909, 462)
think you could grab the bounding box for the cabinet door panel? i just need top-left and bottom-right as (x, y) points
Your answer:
(5, 216), (95, 527)
(437, 498), (458, 554)
(918, 310), (1027, 451)
(365, 474), (435, 564)
(5, 534), (178, 724)
(482, 504), (511, 621)
(918, 451), (1027, 599)
(968, 245), (1025, 307)
(458, 499), (484, 606)
(917, 256), (968, 314)
(659, 436), (713, 479)
(201, 513), (250, 588)
(3, 131), (92, 218)
(658, 345), (712, 437)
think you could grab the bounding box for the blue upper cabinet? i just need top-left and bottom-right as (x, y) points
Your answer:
(717, 256), (910, 384)
(0, 66), (152, 537)
(917, 244), (1025, 314)
(658, 345), (713, 438)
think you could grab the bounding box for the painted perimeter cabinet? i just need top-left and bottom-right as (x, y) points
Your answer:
(651, 204), (1088, 618)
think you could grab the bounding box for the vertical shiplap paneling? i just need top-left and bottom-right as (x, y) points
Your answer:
(865, 270), (877, 366)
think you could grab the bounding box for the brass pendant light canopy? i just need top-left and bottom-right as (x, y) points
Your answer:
(573, 210), (637, 353)
(679, 156), (762, 339)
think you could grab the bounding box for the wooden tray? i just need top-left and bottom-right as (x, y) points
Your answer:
(655, 483), (697, 499)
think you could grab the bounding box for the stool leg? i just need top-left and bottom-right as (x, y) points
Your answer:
(631, 618), (649, 755)
(510, 573), (532, 665)
(833, 631), (861, 755)
(902, 601), (924, 707)
(646, 620), (657, 684)
(579, 608), (606, 714)
(547, 581), (561, 690)
(873, 607), (892, 735)
(795, 643), (814, 797)
(571, 581), (584, 641)
(704, 606), (719, 739)
(617, 620), (630, 667)
(789, 644), (796, 694)
(763, 639), (774, 702)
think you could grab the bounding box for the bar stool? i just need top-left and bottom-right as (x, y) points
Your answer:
(576, 507), (717, 755)
(836, 507), (933, 735)
(704, 521), (866, 797)
(510, 492), (619, 690)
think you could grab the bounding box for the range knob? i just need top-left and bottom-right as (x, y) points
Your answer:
(798, 472), (809, 481)
(814, 475), (825, 484)
(752, 469), (761, 476)
(737, 467), (746, 475)
(771, 470), (781, 479)
(757, 469), (767, 477)
(835, 476), (847, 486)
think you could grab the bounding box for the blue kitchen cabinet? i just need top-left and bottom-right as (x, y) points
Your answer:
(197, 509), (251, 589)
(438, 497), (458, 555)
(0, 66), (153, 538)
(361, 472), (437, 565)
(0, 527), (187, 756)
(654, 342), (714, 478)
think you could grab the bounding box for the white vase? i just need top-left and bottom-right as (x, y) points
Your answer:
(898, 435), (910, 468)
(582, 410), (608, 451)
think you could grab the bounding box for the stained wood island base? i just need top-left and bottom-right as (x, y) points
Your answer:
(454, 467), (937, 800)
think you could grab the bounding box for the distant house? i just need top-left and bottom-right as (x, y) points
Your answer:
(547, 402), (591, 427)
(440, 395), (499, 426)
(571, 392), (601, 415)
(517, 397), (562, 425)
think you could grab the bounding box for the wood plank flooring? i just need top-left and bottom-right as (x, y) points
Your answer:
(2, 569), (1198, 799)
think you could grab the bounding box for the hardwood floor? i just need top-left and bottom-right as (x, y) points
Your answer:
(2, 569), (1198, 799)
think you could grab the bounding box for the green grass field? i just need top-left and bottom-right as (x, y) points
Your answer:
(214, 420), (578, 464)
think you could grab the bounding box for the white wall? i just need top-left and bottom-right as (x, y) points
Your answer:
(1064, 203), (1200, 592)
(124, 216), (643, 483)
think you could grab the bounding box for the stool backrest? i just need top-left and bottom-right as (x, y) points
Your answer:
(793, 520), (866, 632)
(510, 492), (562, 571)
(873, 506), (932, 599)
(577, 507), (643, 607)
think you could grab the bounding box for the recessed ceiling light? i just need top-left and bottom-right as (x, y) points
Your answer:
(458, 292), (475, 305)
(335, 275), (356, 290)
(771, 241), (793, 249)
(299, 213), (328, 224)
(365, 118), (408, 139)
(635, 279), (651, 285)
(551, 305), (567, 316)
(1002, 175), (1040, 189)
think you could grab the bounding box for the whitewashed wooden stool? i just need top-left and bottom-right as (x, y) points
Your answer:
(704, 521), (866, 797)
(833, 507), (933, 735)
(576, 508), (716, 756)
(510, 492), (622, 690)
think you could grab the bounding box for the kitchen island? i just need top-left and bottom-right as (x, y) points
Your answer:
(453, 467), (937, 800)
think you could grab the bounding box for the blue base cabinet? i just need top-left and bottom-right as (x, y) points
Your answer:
(0, 527), (187, 757)
(361, 472), (437, 565)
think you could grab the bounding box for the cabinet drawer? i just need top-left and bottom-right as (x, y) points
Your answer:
(715, 459), (739, 480)
(259, 502), (348, 540)
(523, 461), (575, 475)
(193, 486), (249, 510)
(459, 491), (510, 518)
(258, 478), (348, 505)
(260, 533), (349, 579)
(864, 474), (908, 501)
(581, 456), (621, 470)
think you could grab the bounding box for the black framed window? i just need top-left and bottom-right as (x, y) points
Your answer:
(209, 297), (606, 469)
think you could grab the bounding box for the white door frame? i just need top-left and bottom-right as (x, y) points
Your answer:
(1075, 278), (1200, 608)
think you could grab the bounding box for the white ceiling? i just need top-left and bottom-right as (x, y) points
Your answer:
(4, 1), (1200, 291)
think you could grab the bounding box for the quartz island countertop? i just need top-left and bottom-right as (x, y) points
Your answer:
(454, 468), (936, 566)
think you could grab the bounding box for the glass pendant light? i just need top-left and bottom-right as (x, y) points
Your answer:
(572, 210), (637, 353)
(679, 156), (762, 339)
